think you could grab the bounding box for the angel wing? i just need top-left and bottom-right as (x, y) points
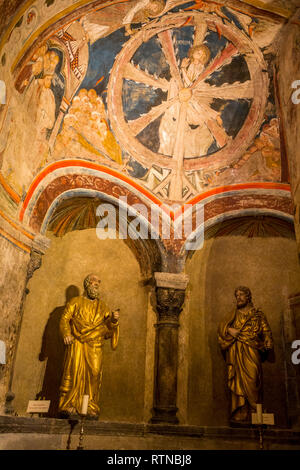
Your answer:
(81, 18), (110, 44)
(150, 0), (183, 18)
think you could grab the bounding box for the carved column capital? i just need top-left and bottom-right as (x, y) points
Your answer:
(26, 250), (42, 282)
(154, 272), (189, 321)
(155, 288), (186, 321)
(26, 235), (50, 282)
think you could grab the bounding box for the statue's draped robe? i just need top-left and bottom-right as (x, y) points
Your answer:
(59, 295), (119, 415)
(218, 307), (273, 418)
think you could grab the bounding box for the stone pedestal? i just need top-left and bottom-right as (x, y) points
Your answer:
(151, 272), (188, 424)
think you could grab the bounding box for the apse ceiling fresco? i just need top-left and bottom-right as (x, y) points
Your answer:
(0, 0), (296, 226)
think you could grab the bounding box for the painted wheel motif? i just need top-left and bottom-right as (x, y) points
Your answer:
(107, 12), (269, 200)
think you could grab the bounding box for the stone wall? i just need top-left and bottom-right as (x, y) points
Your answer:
(0, 236), (30, 413)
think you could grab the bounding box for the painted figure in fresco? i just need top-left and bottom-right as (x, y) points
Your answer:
(53, 88), (122, 165)
(16, 46), (59, 97)
(1, 74), (56, 192)
(59, 274), (119, 418)
(218, 286), (273, 423)
(123, 0), (166, 36)
(15, 45), (46, 94)
(159, 43), (228, 157)
(0, 44), (60, 193)
(198, 118), (281, 189)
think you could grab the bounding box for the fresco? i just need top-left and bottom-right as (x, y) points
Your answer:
(0, 0), (286, 203)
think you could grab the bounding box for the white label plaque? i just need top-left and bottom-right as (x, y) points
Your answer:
(251, 412), (275, 425)
(26, 400), (50, 414)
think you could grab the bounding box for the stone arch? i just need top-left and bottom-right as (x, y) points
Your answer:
(181, 188), (294, 256)
(43, 189), (164, 278)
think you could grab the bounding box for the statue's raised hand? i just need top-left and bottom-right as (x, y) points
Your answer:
(112, 309), (120, 323)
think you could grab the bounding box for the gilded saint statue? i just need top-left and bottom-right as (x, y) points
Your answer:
(58, 274), (119, 418)
(218, 286), (273, 423)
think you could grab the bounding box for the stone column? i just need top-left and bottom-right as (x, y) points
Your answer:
(151, 272), (189, 424)
(4, 234), (50, 415)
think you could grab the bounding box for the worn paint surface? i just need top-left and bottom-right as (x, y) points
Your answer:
(0, 0), (290, 220)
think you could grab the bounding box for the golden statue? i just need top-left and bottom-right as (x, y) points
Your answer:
(58, 274), (119, 418)
(218, 286), (273, 423)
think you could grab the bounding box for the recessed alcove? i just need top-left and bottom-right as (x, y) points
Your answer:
(11, 228), (154, 423)
(185, 216), (300, 427)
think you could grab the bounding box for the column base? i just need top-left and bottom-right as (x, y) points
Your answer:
(150, 406), (179, 424)
(4, 391), (15, 415)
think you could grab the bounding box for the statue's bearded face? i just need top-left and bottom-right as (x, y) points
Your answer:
(86, 275), (101, 299)
(235, 290), (249, 309)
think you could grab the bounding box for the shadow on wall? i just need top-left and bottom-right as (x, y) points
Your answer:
(208, 331), (231, 423)
(37, 285), (80, 418)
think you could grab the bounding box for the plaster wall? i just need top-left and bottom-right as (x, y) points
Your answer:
(185, 233), (300, 427)
(11, 229), (150, 423)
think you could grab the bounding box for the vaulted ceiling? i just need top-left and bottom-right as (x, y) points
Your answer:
(0, 0), (299, 43)
(0, 0), (25, 40)
(0, 0), (299, 249)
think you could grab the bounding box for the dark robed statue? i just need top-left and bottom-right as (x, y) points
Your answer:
(218, 286), (273, 423)
(58, 274), (119, 418)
